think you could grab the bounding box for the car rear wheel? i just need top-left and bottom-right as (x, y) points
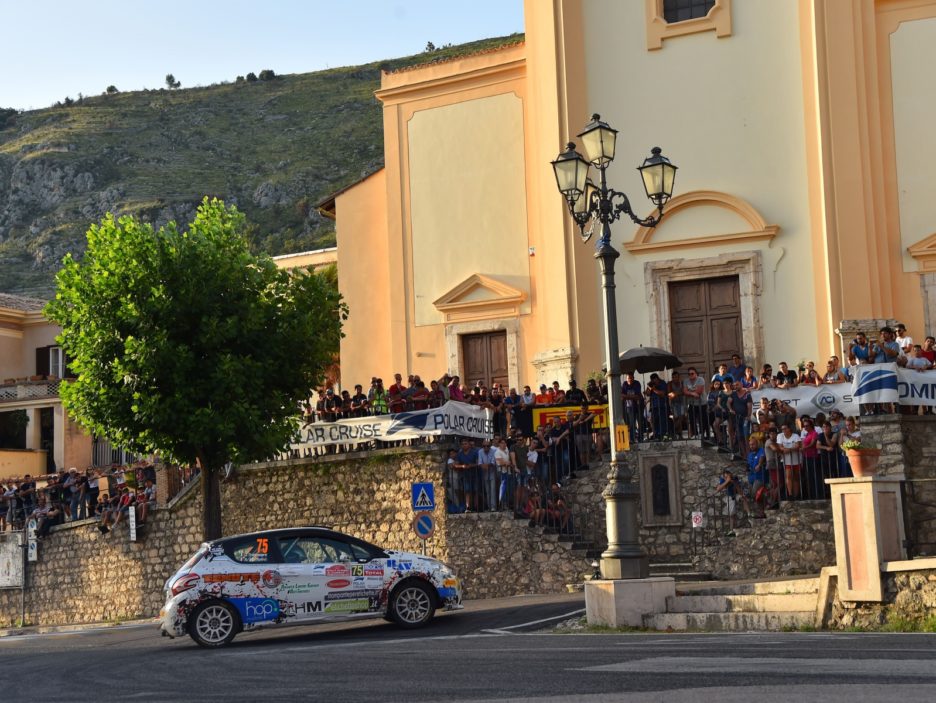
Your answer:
(389, 580), (435, 629)
(189, 600), (240, 648)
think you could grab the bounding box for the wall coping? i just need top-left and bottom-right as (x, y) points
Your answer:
(244, 444), (448, 473)
(882, 558), (936, 572)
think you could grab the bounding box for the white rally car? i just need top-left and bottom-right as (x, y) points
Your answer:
(160, 526), (462, 647)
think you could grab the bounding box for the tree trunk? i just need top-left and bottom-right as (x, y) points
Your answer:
(200, 465), (223, 541)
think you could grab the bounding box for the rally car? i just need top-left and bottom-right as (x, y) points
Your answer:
(159, 526), (462, 647)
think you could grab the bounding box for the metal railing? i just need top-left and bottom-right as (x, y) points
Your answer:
(91, 437), (143, 468)
(901, 478), (936, 558)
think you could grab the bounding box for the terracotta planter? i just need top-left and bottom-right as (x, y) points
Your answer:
(846, 448), (882, 477)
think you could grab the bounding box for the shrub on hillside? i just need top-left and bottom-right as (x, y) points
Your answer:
(258, 69), (276, 81)
(246, 72), (258, 82)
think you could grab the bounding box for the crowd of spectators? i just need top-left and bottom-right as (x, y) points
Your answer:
(0, 463), (162, 538)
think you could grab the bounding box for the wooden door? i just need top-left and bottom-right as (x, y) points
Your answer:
(462, 332), (509, 388)
(669, 276), (742, 377)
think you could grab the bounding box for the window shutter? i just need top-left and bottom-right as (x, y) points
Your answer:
(35, 346), (50, 376)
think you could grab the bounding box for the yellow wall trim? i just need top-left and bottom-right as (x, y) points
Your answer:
(908, 233), (936, 272)
(624, 189), (779, 254)
(433, 273), (527, 323)
(645, 0), (732, 51)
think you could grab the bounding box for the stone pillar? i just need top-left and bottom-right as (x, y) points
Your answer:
(920, 273), (936, 336)
(835, 318), (899, 359)
(827, 476), (906, 602)
(25, 407), (42, 450)
(155, 464), (180, 506)
(531, 347), (578, 389)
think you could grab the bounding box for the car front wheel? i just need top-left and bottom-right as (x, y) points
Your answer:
(189, 600), (240, 648)
(389, 580), (436, 629)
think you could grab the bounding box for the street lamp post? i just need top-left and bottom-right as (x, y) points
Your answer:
(552, 114), (677, 580)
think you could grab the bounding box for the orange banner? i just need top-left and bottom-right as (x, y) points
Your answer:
(532, 404), (609, 430)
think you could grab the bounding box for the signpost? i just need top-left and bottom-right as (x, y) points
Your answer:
(128, 505), (137, 542)
(411, 482), (435, 511)
(412, 511), (435, 541)
(26, 519), (37, 563)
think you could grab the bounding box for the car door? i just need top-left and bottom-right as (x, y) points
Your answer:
(275, 534), (331, 621)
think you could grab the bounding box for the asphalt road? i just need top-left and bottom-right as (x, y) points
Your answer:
(1, 593), (935, 702)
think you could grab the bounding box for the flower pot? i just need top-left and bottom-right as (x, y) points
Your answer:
(846, 448), (882, 477)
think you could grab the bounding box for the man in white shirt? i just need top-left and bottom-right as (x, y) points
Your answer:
(776, 423), (803, 499)
(682, 367), (706, 439)
(476, 440), (498, 512)
(895, 323), (913, 357)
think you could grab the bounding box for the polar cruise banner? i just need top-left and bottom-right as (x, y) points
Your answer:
(289, 400), (494, 449)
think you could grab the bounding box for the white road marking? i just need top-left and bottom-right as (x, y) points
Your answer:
(575, 656), (936, 676)
(482, 608), (587, 635)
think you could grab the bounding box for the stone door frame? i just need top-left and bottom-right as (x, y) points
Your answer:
(644, 251), (764, 372)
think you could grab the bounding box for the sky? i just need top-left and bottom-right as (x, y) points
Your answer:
(2, 0), (524, 111)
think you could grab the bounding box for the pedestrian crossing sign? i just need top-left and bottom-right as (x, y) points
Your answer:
(411, 482), (436, 511)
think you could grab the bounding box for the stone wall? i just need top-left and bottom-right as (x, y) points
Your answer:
(826, 569), (936, 630)
(0, 447), (592, 627)
(694, 502), (835, 580)
(860, 414), (936, 557)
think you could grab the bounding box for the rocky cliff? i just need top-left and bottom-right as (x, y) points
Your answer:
(0, 35), (521, 296)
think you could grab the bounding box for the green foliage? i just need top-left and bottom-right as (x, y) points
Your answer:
(235, 75), (245, 83)
(258, 69), (276, 81)
(841, 438), (879, 451)
(165, 74), (181, 89)
(45, 197), (347, 475)
(245, 72), (258, 82)
(106, 86), (119, 94)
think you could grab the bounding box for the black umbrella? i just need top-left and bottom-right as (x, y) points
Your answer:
(618, 346), (682, 374)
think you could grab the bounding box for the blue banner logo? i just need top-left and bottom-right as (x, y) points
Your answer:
(855, 368), (898, 397)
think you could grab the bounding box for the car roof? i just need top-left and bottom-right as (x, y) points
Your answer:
(210, 526), (358, 546)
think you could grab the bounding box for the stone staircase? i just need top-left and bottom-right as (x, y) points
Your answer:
(643, 575), (820, 631)
(649, 561), (712, 582)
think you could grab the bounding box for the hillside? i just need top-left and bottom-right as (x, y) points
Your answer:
(0, 35), (522, 297)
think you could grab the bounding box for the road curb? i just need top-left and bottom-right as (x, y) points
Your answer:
(0, 617), (156, 638)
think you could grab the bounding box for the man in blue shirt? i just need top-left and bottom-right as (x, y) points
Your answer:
(746, 437), (767, 518)
(454, 439), (480, 513)
(621, 373), (644, 443)
(727, 354), (747, 383)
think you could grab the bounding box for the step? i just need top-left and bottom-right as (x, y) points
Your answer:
(665, 593), (818, 614)
(676, 575), (820, 597)
(644, 611), (816, 632)
(649, 562), (713, 582)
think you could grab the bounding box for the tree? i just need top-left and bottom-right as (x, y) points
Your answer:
(106, 85), (119, 94)
(165, 73), (181, 89)
(258, 69), (276, 81)
(425, 41), (436, 52)
(45, 198), (346, 540)
(245, 72), (258, 82)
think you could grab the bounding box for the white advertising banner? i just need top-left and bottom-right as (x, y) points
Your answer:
(852, 363), (936, 407)
(0, 532), (24, 589)
(290, 401), (494, 450)
(751, 383), (857, 417)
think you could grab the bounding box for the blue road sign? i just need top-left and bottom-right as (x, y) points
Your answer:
(413, 511), (435, 540)
(411, 482), (435, 511)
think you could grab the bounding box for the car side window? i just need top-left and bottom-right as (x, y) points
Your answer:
(277, 536), (356, 564)
(224, 535), (274, 564)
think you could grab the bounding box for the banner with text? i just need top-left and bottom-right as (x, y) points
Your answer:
(532, 404), (609, 431)
(751, 384), (856, 417)
(290, 401), (494, 450)
(852, 363), (936, 406)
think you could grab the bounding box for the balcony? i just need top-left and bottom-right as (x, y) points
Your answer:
(0, 377), (62, 404)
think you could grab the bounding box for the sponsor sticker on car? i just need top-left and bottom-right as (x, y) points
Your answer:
(324, 599), (369, 613)
(325, 564), (351, 576)
(232, 598), (281, 624)
(326, 578), (351, 589)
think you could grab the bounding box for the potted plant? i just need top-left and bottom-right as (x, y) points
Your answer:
(841, 438), (882, 477)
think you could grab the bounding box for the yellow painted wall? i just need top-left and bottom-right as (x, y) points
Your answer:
(0, 449), (47, 479)
(335, 169), (392, 387)
(576, 0), (819, 367)
(408, 93), (531, 327)
(890, 17), (936, 273)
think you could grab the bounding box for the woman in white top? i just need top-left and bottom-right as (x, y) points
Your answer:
(776, 424), (803, 499)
